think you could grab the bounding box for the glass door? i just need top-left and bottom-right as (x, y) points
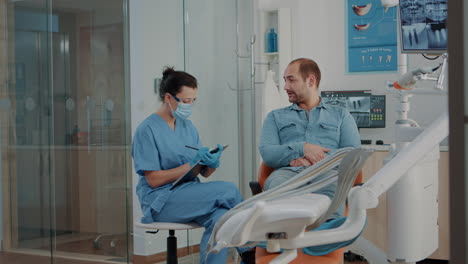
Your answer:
(128, 1), (254, 262)
(184, 0), (254, 195)
(2, 0), (131, 263)
(181, 0), (254, 261)
(8, 3), (54, 261)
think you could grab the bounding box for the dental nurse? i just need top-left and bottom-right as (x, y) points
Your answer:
(132, 67), (254, 264)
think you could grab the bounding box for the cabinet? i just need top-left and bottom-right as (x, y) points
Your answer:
(361, 151), (449, 260)
(256, 7), (292, 136)
(258, 7), (292, 87)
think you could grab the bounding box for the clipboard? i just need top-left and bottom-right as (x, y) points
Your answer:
(170, 145), (228, 190)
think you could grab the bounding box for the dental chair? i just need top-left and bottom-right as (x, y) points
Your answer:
(207, 112), (448, 264)
(250, 162), (363, 264)
(207, 148), (371, 264)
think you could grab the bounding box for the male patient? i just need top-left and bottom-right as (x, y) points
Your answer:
(259, 57), (360, 212)
(257, 58), (361, 256)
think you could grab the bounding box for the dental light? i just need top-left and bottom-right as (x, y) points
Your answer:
(393, 67), (438, 90)
(389, 53), (448, 91)
(385, 54), (448, 124)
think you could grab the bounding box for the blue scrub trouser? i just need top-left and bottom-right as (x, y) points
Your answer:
(151, 181), (249, 264)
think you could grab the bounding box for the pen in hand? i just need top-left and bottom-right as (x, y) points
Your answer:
(185, 145), (199, 151)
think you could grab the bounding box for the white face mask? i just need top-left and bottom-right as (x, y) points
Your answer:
(168, 94), (193, 120)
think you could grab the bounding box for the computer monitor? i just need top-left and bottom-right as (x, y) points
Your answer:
(321, 90), (385, 128)
(399, 0), (447, 54)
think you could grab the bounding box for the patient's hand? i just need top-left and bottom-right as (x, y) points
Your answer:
(303, 143), (330, 165)
(289, 157), (312, 167)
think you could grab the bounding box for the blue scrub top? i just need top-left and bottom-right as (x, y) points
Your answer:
(132, 113), (202, 223)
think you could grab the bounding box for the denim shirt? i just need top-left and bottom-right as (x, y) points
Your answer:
(259, 100), (360, 169)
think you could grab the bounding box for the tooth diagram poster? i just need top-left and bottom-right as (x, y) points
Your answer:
(347, 0), (398, 73)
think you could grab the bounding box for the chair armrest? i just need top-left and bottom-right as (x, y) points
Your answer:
(249, 181), (263, 195)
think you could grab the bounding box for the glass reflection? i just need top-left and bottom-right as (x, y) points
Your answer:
(4, 0), (130, 263)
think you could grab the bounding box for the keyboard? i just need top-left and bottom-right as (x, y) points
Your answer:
(361, 139), (372, 145)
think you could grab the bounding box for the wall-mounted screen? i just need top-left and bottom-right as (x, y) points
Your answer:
(399, 0), (447, 54)
(321, 90), (386, 128)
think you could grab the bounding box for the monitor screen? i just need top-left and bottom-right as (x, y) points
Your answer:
(399, 0), (447, 54)
(321, 90), (386, 128)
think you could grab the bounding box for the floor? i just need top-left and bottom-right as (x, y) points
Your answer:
(152, 252), (448, 264)
(1, 233), (131, 264)
(17, 232), (130, 256)
(0, 250), (449, 264)
(0, 251), (126, 264)
(152, 253), (366, 264)
(51, 235), (129, 258)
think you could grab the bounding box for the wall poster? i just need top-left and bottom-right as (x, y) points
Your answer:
(347, 0), (398, 73)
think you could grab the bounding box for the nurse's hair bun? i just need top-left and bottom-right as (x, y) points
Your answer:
(158, 66), (197, 101)
(162, 67), (176, 80)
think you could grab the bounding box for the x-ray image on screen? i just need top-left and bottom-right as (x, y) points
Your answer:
(321, 90), (386, 128)
(322, 96), (371, 127)
(346, 96), (370, 112)
(400, 0), (447, 53)
(347, 97), (371, 127)
(323, 97), (348, 108)
(350, 112), (371, 127)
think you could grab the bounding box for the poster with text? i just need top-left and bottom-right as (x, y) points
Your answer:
(347, 0), (398, 72)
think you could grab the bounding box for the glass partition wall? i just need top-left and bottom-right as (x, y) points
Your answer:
(1, 0), (131, 263)
(128, 0), (254, 262)
(1, 0), (255, 263)
(177, 0), (256, 260)
(185, 0), (253, 189)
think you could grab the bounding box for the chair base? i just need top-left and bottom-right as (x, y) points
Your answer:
(137, 222), (202, 264)
(167, 230), (178, 264)
(145, 229), (179, 264)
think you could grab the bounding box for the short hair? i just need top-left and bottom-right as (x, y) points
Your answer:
(158, 67), (198, 101)
(289, 58), (321, 88)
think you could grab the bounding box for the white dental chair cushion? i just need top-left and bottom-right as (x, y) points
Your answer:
(215, 193), (331, 246)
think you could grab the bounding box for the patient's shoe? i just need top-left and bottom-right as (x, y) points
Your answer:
(239, 248), (256, 264)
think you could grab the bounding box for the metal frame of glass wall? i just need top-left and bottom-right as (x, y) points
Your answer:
(449, 0), (466, 262)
